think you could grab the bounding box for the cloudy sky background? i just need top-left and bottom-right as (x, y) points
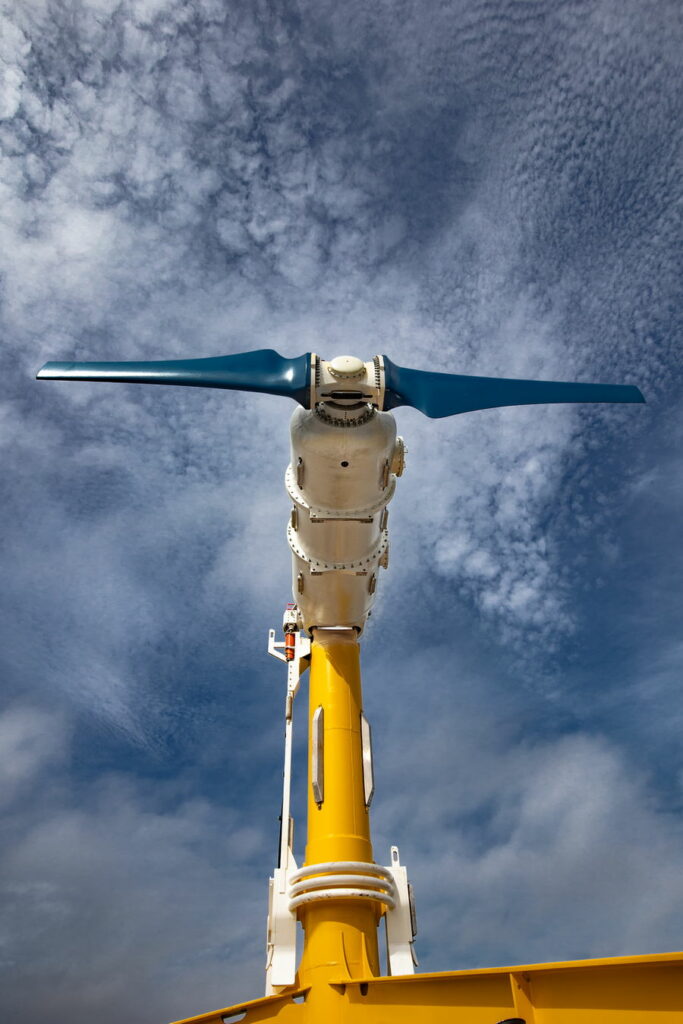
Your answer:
(1, 0), (682, 1021)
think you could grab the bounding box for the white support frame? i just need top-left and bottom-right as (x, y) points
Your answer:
(384, 845), (418, 976)
(265, 622), (310, 993)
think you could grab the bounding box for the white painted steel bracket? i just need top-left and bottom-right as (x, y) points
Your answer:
(265, 864), (298, 992)
(384, 845), (418, 975)
(267, 627), (311, 720)
(265, 613), (310, 993)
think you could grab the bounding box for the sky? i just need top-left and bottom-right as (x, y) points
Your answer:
(1, 0), (682, 1021)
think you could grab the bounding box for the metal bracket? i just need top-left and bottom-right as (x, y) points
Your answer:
(265, 607), (310, 994)
(265, 863), (298, 993)
(268, 620), (310, 719)
(384, 845), (417, 975)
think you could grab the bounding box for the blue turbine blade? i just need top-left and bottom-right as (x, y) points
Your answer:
(383, 357), (645, 418)
(37, 349), (311, 406)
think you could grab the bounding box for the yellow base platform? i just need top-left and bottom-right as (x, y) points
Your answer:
(171, 951), (683, 1024)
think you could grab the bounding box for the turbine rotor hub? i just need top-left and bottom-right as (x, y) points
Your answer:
(328, 355), (366, 380)
(311, 353), (386, 413)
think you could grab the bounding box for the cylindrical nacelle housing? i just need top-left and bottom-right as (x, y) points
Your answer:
(286, 406), (402, 633)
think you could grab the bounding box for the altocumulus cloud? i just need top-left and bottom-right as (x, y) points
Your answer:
(1, 0), (682, 1021)
(0, 705), (269, 1024)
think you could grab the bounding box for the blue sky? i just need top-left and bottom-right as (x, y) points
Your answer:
(1, 1), (682, 1021)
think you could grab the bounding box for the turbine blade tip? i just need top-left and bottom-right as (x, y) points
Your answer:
(36, 361), (74, 380)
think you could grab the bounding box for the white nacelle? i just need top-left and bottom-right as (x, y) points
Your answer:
(286, 404), (404, 633)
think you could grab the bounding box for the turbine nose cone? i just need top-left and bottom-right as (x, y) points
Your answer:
(329, 355), (366, 379)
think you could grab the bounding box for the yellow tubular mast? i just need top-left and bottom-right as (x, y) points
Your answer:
(297, 628), (379, 987)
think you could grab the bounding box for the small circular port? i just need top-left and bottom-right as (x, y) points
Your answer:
(340, 460), (349, 467)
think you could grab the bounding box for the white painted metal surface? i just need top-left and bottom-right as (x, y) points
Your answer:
(311, 706), (324, 806)
(265, 618), (310, 993)
(360, 713), (375, 807)
(384, 845), (417, 975)
(265, 866), (298, 992)
(288, 861), (397, 912)
(286, 404), (404, 632)
(309, 353), (386, 410)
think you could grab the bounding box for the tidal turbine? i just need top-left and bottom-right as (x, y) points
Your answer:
(38, 351), (683, 1023)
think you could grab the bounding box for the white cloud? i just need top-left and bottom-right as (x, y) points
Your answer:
(0, 707), (68, 807)
(1, 772), (270, 1024)
(371, 646), (683, 967)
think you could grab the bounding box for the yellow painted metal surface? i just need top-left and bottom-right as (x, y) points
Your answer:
(297, 629), (380, 987)
(170, 951), (683, 1023)
(303, 630), (371, 865)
